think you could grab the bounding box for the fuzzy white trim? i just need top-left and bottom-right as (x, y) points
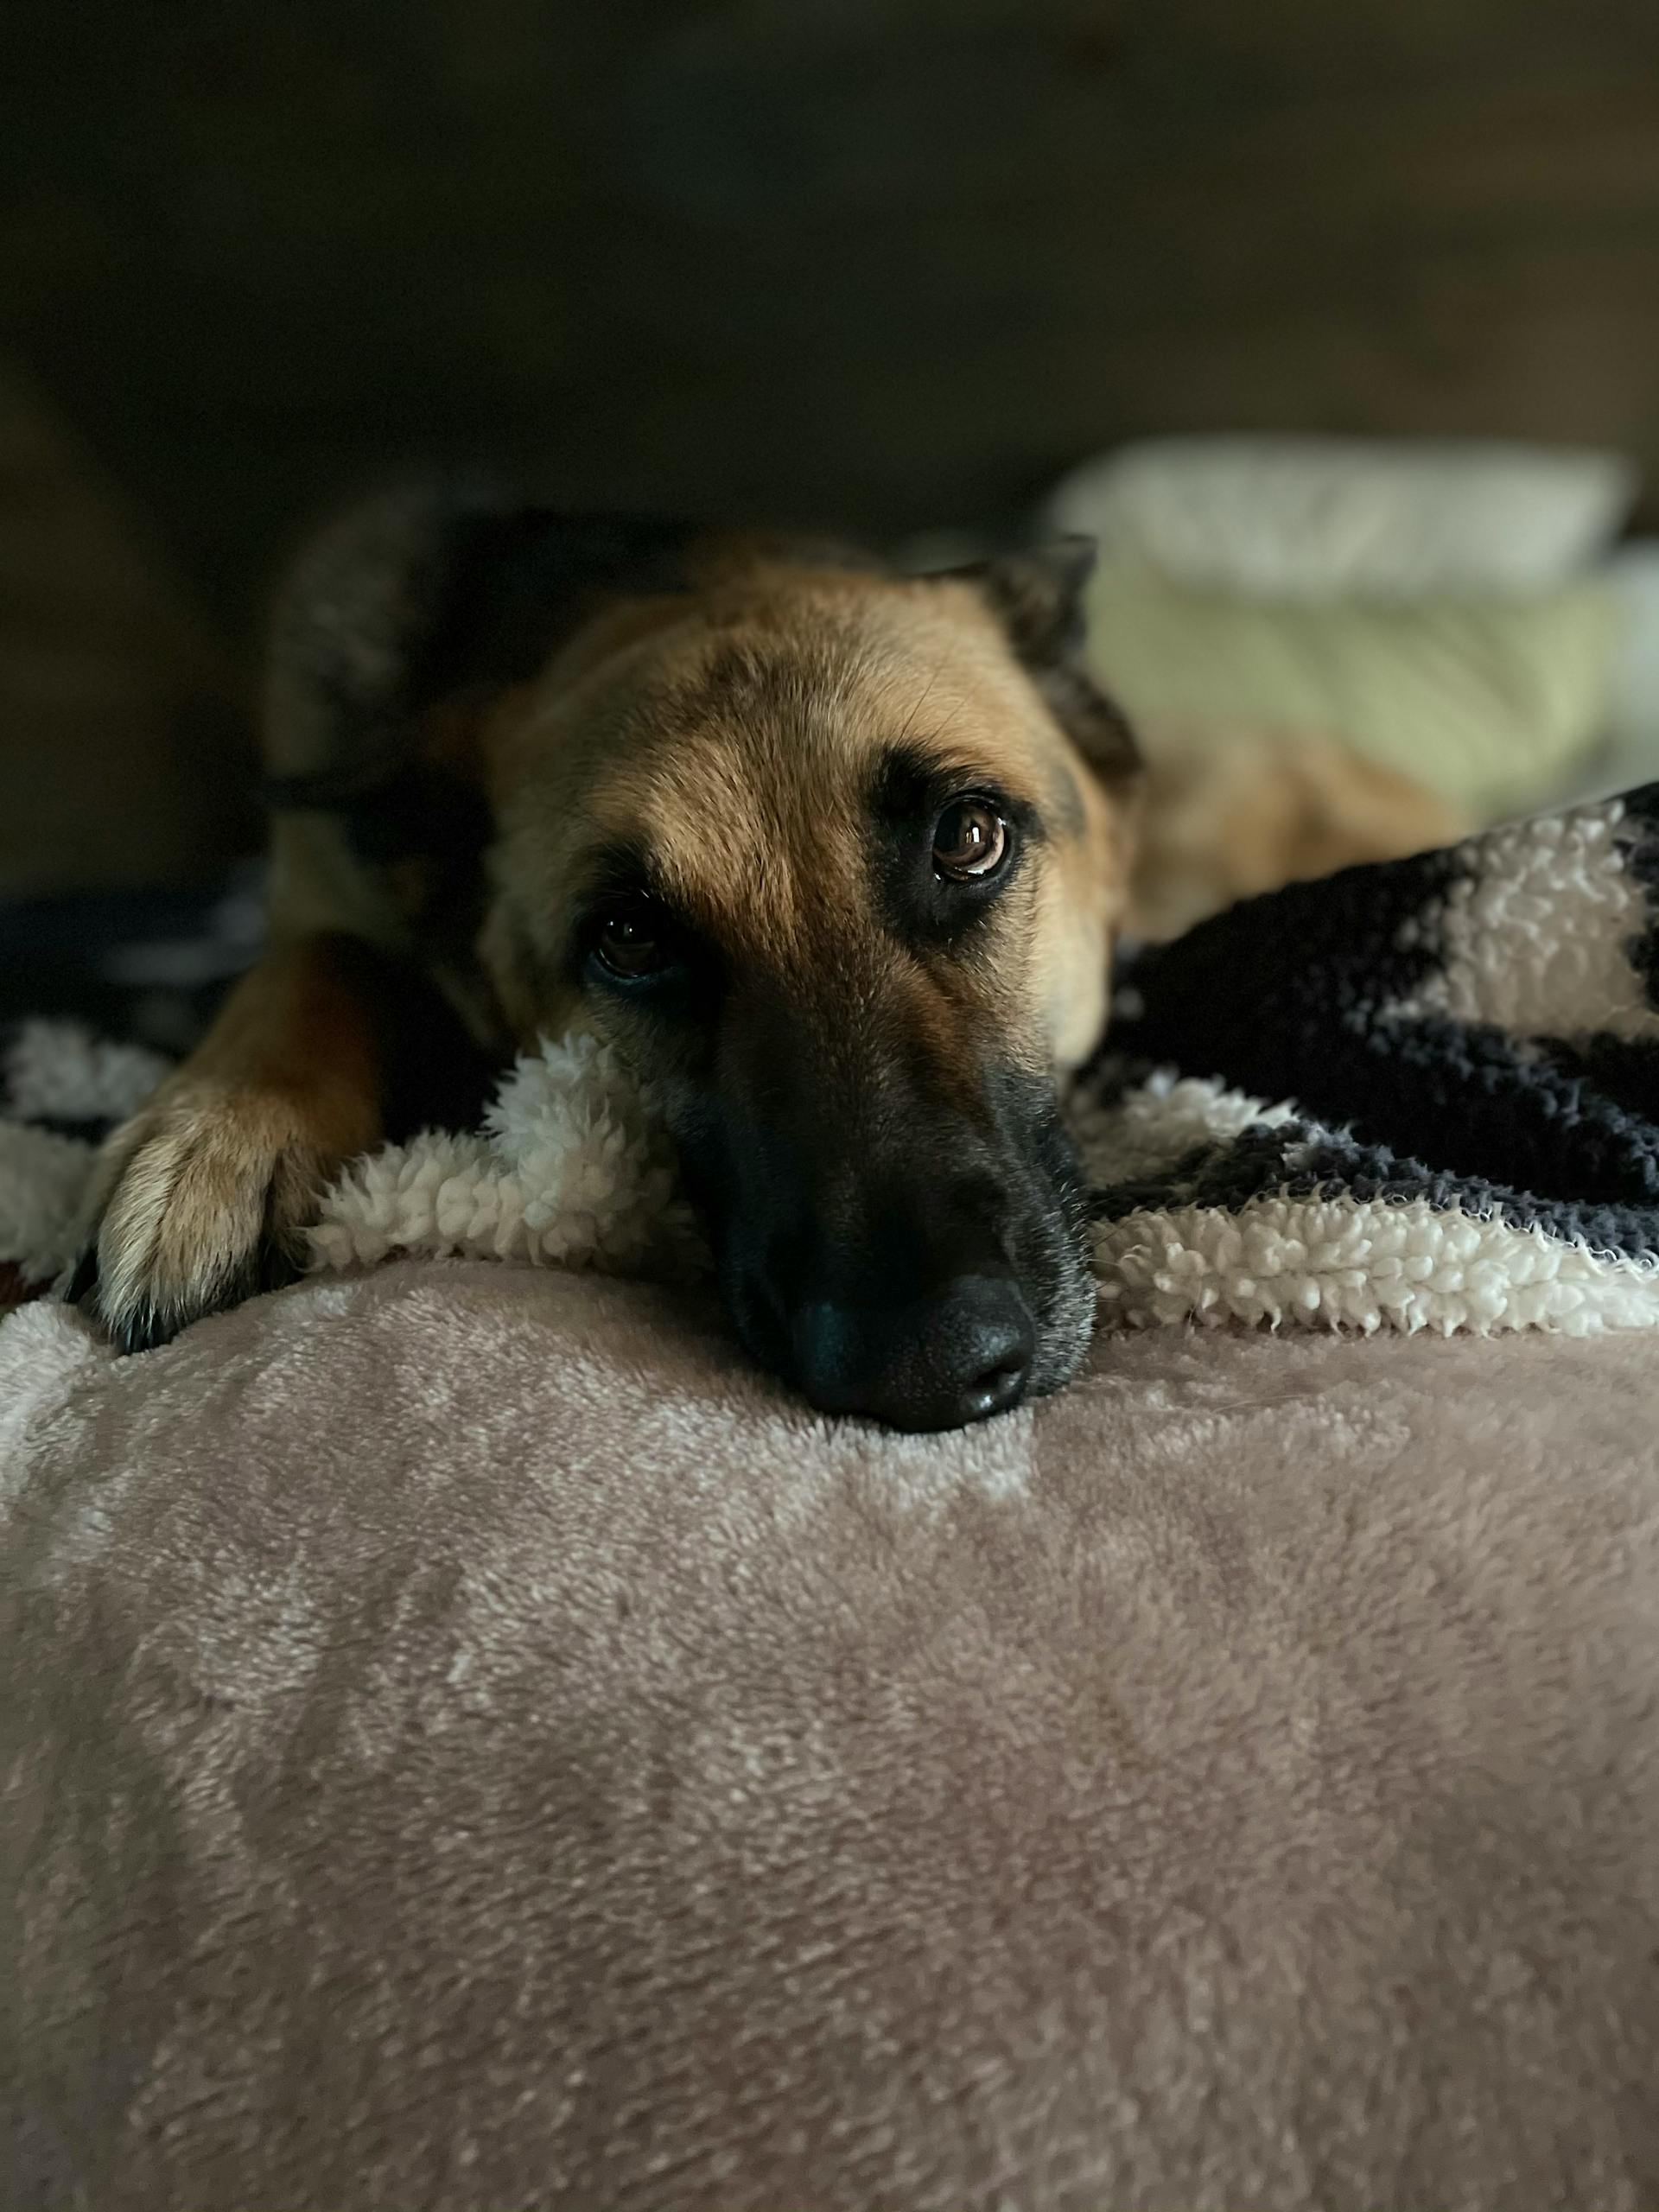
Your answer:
(4, 1034), (1658, 1341)
(0, 1124), (98, 1282)
(4, 1020), (171, 1126)
(1390, 801), (1659, 1045)
(308, 1032), (704, 1280)
(1066, 1067), (1300, 1185)
(1092, 1188), (1659, 1337)
(1074, 1066), (1659, 1337)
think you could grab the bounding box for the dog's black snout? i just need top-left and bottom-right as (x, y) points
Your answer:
(791, 1274), (1036, 1432)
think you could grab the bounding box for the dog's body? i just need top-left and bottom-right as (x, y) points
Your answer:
(1127, 719), (1460, 943)
(73, 491), (1141, 1429)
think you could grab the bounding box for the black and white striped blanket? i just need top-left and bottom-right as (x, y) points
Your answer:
(6, 792), (1659, 1338)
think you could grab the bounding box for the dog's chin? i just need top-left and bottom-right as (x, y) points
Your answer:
(1008, 1128), (1098, 1403)
(1020, 1224), (1097, 1401)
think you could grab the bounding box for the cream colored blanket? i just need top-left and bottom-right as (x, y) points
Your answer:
(4, 1262), (1658, 2209)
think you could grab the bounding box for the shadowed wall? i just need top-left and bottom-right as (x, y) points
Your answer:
(6, 0), (1659, 886)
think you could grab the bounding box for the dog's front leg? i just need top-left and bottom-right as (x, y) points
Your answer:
(69, 931), (410, 1352)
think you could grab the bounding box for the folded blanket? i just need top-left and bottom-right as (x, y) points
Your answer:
(1089, 786), (1659, 1332)
(7, 789), (1659, 1341)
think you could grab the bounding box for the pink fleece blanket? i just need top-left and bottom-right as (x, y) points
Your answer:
(3, 1262), (1659, 2208)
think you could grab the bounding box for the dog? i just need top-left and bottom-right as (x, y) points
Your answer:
(69, 488), (1141, 1431)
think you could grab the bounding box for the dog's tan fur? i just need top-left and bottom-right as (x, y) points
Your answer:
(478, 561), (1131, 1066)
(76, 509), (1138, 1355)
(79, 936), (386, 1338)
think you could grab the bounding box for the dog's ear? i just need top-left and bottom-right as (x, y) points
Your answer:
(264, 486), (694, 784)
(261, 486), (697, 948)
(942, 538), (1140, 785)
(959, 537), (1098, 665)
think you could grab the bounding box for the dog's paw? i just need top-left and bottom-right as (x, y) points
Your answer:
(67, 1084), (337, 1353)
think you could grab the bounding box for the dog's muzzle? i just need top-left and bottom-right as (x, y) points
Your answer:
(787, 1251), (1037, 1433)
(668, 1017), (1096, 1432)
(702, 1128), (1090, 1431)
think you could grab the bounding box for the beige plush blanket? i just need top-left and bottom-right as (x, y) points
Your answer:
(3, 1264), (1659, 2209)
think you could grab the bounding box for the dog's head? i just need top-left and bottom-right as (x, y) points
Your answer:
(275, 502), (1137, 1427)
(464, 536), (1137, 1428)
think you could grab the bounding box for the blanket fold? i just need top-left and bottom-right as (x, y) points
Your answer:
(1079, 789), (1659, 1332)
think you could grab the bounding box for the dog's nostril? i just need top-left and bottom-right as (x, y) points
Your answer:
(966, 1351), (1030, 1421)
(791, 1277), (1036, 1433)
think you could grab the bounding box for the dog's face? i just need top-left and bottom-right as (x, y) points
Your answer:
(474, 546), (1137, 1429)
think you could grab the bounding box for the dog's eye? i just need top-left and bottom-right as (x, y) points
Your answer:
(932, 797), (1009, 880)
(592, 903), (671, 981)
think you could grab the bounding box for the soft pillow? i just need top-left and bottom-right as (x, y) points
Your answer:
(1602, 542), (1659, 747)
(1084, 567), (1618, 817)
(1046, 436), (1637, 601)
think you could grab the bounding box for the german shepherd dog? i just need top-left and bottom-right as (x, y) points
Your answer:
(70, 490), (1141, 1430)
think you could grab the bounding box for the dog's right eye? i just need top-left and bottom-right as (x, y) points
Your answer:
(932, 796), (1010, 881)
(591, 903), (672, 982)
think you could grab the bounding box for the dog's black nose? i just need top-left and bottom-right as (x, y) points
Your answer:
(791, 1276), (1036, 1432)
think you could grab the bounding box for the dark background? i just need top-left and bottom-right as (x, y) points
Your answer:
(6, 0), (1659, 890)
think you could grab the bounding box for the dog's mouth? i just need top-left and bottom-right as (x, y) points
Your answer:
(676, 1081), (1097, 1433)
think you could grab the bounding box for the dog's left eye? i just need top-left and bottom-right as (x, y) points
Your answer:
(591, 902), (673, 981)
(932, 797), (1010, 880)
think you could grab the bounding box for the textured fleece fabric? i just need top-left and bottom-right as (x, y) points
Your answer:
(4, 1262), (1659, 2210)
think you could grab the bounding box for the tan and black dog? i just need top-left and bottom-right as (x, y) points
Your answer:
(70, 489), (1141, 1429)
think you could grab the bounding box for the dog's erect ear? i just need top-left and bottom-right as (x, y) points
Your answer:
(261, 485), (698, 950)
(957, 537), (1098, 666)
(264, 486), (695, 787)
(940, 537), (1139, 785)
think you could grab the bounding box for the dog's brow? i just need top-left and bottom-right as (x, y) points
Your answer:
(888, 657), (949, 754)
(870, 741), (1041, 834)
(577, 839), (661, 905)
